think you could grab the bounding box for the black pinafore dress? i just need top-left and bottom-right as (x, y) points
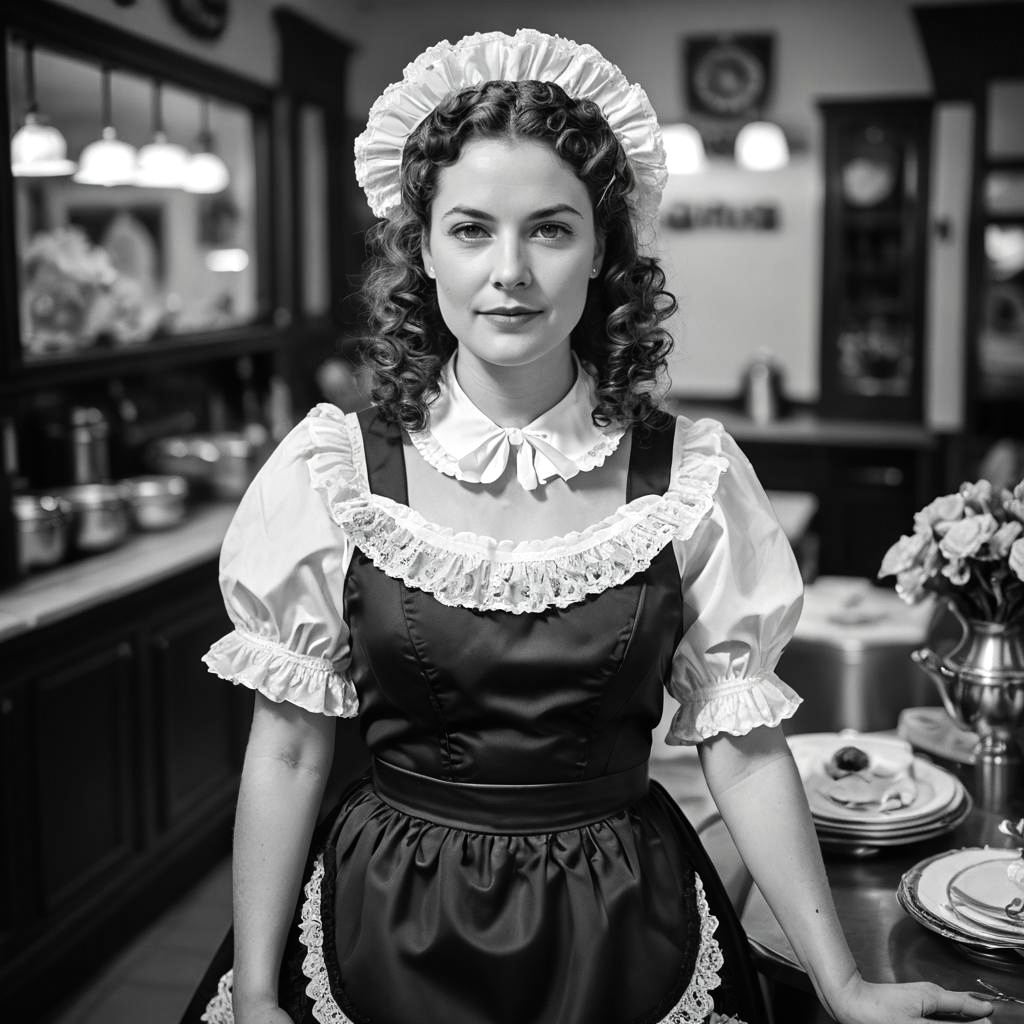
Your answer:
(189, 410), (768, 1024)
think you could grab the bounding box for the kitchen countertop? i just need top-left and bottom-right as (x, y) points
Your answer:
(0, 502), (236, 643)
(666, 401), (936, 448)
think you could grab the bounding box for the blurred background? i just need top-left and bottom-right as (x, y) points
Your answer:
(0, 0), (1021, 1020)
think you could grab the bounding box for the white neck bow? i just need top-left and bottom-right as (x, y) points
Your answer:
(408, 358), (625, 491)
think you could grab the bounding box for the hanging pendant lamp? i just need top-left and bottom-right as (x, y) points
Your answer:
(735, 120), (789, 171)
(74, 65), (137, 186)
(135, 79), (189, 188)
(10, 40), (76, 177)
(662, 123), (707, 175)
(182, 96), (230, 194)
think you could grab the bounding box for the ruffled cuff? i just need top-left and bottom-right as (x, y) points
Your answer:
(665, 671), (801, 745)
(202, 629), (358, 718)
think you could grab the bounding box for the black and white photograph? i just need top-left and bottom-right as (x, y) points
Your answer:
(1, 2), (1023, 1023)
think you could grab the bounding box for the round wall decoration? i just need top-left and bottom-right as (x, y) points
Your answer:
(166, 0), (230, 40)
(686, 35), (773, 119)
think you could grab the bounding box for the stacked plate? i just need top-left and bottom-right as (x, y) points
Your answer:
(788, 732), (972, 852)
(898, 847), (1024, 968)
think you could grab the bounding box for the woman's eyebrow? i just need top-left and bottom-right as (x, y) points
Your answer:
(440, 203), (584, 220)
(530, 204), (584, 220)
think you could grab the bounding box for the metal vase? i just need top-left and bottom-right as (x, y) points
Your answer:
(912, 605), (1024, 809)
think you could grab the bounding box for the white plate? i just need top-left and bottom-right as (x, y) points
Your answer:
(806, 759), (957, 825)
(789, 732), (914, 778)
(902, 847), (1024, 949)
(949, 857), (1024, 916)
(811, 782), (967, 834)
(815, 793), (972, 849)
(789, 732), (950, 823)
(948, 893), (1024, 940)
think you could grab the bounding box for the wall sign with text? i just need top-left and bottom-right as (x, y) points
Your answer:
(661, 201), (780, 231)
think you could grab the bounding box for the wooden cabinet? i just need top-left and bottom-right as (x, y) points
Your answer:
(148, 602), (248, 836)
(818, 99), (932, 423)
(31, 637), (139, 920)
(0, 562), (249, 1016)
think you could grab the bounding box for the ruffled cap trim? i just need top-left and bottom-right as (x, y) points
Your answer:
(354, 28), (667, 232)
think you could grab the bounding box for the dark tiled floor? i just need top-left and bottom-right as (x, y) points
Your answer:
(46, 857), (231, 1024)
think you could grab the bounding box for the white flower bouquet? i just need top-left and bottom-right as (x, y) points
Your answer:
(878, 479), (1024, 623)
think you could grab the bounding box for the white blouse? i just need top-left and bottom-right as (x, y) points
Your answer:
(203, 392), (804, 745)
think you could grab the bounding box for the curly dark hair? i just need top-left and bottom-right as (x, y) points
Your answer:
(361, 79), (677, 432)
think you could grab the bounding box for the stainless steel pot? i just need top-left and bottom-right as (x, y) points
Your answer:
(12, 494), (72, 573)
(147, 432), (264, 500)
(119, 475), (189, 530)
(55, 483), (130, 553)
(206, 433), (263, 499)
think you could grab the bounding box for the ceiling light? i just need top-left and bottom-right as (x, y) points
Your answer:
(735, 120), (789, 171)
(662, 123), (707, 175)
(134, 79), (189, 188)
(10, 41), (76, 177)
(182, 96), (229, 194)
(206, 248), (249, 272)
(74, 65), (137, 186)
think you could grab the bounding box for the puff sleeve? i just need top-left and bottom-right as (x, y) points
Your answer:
(201, 408), (359, 717)
(665, 419), (803, 744)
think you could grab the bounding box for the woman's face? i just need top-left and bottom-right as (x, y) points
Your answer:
(422, 137), (603, 373)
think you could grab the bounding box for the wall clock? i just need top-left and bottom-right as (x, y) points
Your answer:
(166, 0), (230, 40)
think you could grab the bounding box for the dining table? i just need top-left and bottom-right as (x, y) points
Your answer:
(741, 760), (1024, 1022)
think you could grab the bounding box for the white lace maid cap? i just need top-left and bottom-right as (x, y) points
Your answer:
(354, 28), (668, 228)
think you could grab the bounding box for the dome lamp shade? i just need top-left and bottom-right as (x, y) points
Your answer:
(134, 80), (189, 188)
(662, 123), (707, 175)
(735, 120), (789, 171)
(73, 65), (137, 186)
(10, 41), (75, 177)
(182, 96), (229, 194)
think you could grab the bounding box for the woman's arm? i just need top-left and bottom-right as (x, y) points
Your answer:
(231, 693), (336, 1022)
(698, 725), (993, 1024)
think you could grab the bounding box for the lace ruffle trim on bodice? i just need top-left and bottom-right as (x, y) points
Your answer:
(407, 420), (625, 481)
(200, 854), (741, 1024)
(202, 628), (358, 719)
(304, 404), (730, 615)
(667, 671), (803, 745)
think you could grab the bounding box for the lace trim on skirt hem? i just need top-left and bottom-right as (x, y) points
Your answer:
(200, 853), (740, 1024)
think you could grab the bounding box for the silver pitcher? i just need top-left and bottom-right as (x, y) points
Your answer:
(913, 605), (1024, 808)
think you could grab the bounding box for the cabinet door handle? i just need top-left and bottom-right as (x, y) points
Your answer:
(847, 466), (904, 487)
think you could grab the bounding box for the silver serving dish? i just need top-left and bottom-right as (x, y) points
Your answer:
(54, 483), (130, 553)
(12, 493), (72, 572)
(118, 475), (189, 531)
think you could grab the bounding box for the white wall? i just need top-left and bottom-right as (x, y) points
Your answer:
(57, 0), (980, 415)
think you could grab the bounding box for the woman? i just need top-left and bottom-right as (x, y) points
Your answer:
(188, 30), (994, 1024)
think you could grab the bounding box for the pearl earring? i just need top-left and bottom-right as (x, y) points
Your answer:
(590, 266), (599, 277)
(426, 265), (435, 278)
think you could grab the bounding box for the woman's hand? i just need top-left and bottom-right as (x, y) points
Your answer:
(827, 976), (993, 1022)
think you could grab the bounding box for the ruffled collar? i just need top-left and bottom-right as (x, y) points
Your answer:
(407, 357), (625, 491)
